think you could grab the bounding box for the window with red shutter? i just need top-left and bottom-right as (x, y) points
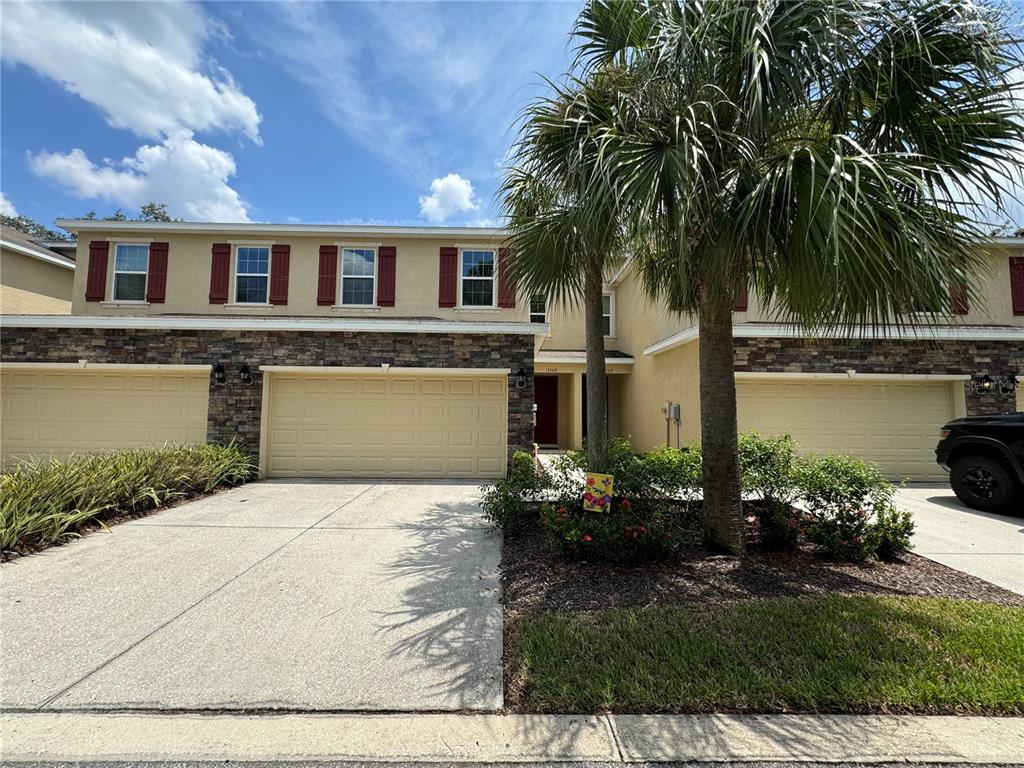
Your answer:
(317, 245), (338, 305)
(209, 243), (231, 303)
(1011, 257), (1024, 316)
(269, 244), (290, 305)
(146, 242), (169, 303)
(377, 245), (396, 307)
(950, 284), (969, 315)
(438, 246), (457, 307)
(85, 241), (109, 302)
(497, 247), (516, 308)
(734, 281), (748, 312)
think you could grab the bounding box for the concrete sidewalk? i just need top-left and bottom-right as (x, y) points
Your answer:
(1, 712), (1022, 764)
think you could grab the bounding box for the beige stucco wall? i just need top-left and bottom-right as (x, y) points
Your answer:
(70, 231), (529, 323)
(0, 246), (73, 314)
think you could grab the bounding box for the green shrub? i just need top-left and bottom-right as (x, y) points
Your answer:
(480, 451), (547, 533)
(0, 443), (255, 555)
(539, 497), (677, 562)
(739, 433), (803, 551)
(640, 444), (702, 500)
(874, 503), (916, 559)
(796, 454), (900, 562)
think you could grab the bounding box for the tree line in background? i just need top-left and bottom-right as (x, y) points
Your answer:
(1, 202), (180, 242)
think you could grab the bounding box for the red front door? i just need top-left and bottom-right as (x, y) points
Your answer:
(534, 375), (559, 445)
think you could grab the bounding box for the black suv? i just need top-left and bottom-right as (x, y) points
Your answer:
(936, 413), (1024, 512)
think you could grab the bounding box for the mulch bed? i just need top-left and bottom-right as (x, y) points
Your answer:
(501, 517), (1024, 711)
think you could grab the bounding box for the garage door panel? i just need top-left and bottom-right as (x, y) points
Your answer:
(736, 379), (954, 480)
(1, 369), (209, 464)
(265, 372), (507, 479)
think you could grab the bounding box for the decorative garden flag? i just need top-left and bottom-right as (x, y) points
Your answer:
(583, 472), (614, 512)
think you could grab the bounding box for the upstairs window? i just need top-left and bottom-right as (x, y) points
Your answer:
(603, 293), (614, 336)
(235, 246), (269, 304)
(530, 294), (547, 323)
(341, 247), (376, 305)
(460, 249), (495, 307)
(112, 244), (148, 301)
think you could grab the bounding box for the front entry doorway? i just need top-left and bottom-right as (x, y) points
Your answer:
(534, 375), (559, 445)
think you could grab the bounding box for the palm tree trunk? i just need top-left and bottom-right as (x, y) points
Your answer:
(698, 283), (745, 555)
(584, 258), (608, 473)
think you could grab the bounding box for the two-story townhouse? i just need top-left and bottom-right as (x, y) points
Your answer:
(0, 221), (542, 479)
(1, 220), (1021, 481)
(535, 239), (1024, 480)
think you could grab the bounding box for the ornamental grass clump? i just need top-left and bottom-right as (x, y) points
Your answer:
(1, 443), (255, 556)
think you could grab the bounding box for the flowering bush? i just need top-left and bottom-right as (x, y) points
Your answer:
(753, 500), (805, 550)
(539, 497), (678, 562)
(796, 454), (910, 562)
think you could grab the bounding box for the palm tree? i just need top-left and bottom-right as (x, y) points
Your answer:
(501, 72), (631, 472)
(525, 0), (1024, 553)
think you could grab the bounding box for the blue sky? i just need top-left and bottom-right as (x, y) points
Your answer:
(1, 1), (580, 228)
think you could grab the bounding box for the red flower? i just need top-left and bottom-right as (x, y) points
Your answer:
(586, 477), (595, 486)
(583, 534), (593, 542)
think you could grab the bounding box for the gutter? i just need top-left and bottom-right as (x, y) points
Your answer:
(0, 238), (75, 270)
(56, 219), (507, 239)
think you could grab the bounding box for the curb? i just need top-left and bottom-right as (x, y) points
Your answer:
(1, 712), (1022, 763)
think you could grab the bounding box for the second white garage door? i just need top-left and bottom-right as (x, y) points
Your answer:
(736, 378), (957, 480)
(263, 371), (508, 478)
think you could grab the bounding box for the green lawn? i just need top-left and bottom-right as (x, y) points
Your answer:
(514, 596), (1024, 714)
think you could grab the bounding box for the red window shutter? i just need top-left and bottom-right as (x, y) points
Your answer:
(734, 281), (748, 312)
(146, 242), (169, 303)
(377, 245), (396, 307)
(1011, 257), (1024, 316)
(950, 284), (969, 315)
(438, 246), (458, 307)
(209, 243), (231, 303)
(317, 245), (338, 305)
(497, 247), (516, 308)
(85, 241), (109, 301)
(269, 244), (290, 305)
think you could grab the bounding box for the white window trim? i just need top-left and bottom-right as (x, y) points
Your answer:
(529, 294), (547, 324)
(338, 245), (378, 307)
(603, 291), (615, 338)
(458, 247), (497, 309)
(232, 244), (272, 306)
(110, 242), (149, 303)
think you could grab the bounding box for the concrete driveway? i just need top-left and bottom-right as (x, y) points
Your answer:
(0, 481), (502, 712)
(896, 485), (1024, 595)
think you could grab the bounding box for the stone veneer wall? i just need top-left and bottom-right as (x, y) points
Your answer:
(0, 327), (535, 465)
(734, 337), (1023, 416)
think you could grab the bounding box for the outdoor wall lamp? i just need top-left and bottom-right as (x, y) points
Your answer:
(239, 364), (253, 385)
(212, 364), (227, 386)
(514, 368), (528, 390)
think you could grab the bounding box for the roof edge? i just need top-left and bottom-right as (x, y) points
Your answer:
(55, 219), (507, 238)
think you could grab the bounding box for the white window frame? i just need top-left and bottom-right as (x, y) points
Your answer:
(338, 245), (378, 307)
(529, 294), (547, 324)
(232, 244), (272, 306)
(603, 292), (615, 338)
(458, 247), (497, 309)
(110, 242), (149, 303)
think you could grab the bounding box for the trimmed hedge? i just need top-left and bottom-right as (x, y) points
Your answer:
(1, 443), (255, 555)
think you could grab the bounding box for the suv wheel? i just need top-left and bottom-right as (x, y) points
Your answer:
(950, 456), (1018, 512)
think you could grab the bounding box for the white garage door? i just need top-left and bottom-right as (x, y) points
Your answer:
(736, 378), (957, 480)
(0, 366), (209, 465)
(263, 371), (508, 478)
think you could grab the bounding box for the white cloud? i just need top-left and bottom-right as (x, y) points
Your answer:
(419, 174), (479, 223)
(30, 132), (250, 222)
(0, 1), (261, 142)
(0, 192), (18, 217)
